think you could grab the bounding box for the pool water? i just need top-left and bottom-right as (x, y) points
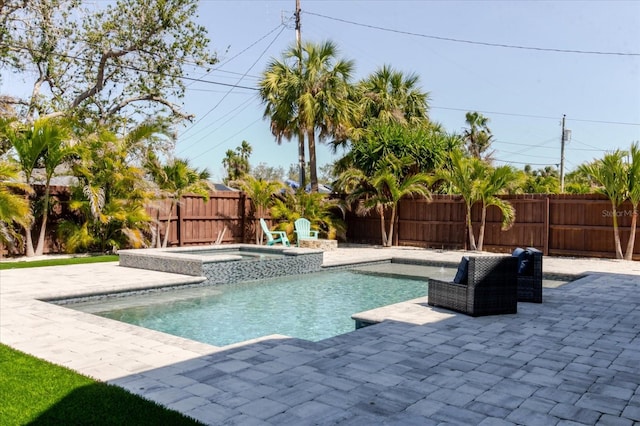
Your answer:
(71, 266), (438, 346)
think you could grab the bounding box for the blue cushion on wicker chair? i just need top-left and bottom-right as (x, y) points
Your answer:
(453, 256), (469, 284)
(512, 247), (533, 276)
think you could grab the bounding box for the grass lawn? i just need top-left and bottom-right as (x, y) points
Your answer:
(0, 255), (119, 270)
(0, 344), (204, 426)
(1, 255), (204, 425)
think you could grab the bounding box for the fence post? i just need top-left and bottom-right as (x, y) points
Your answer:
(543, 196), (550, 255)
(177, 197), (183, 246)
(240, 191), (246, 243)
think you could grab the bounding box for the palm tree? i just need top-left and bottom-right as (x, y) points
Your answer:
(463, 111), (494, 161)
(2, 117), (73, 256)
(358, 64), (430, 126)
(61, 128), (154, 253)
(434, 150), (515, 251)
(0, 160), (33, 252)
(475, 165), (517, 250)
(579, 151), (627, 259)
(625, 142), (640, 260)
(229, 174), (283, 244)
(270, 189), (346, 242)
(146, 154), (211, 248)
(33, 121), (75, 255)
(337, 155), (431, 247)
(260, 40), (355, 192)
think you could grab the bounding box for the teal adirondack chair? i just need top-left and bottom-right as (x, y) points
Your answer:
(259, 218), (290, 246)
(294, 218), (319, 246)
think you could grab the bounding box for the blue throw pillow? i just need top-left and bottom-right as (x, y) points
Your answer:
(453, 256), (469, 284)
(512, 247), (532, 275)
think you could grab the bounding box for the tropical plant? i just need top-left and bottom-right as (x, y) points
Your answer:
(222, 141), (252, 184)
(578, 151), (628, 259)
(521, 165), (560, 194)
(335, 120), (456, 177)
(59, 128), (155, 253)
(260, 40), (356, 192)
(625, 142), (640, 260)
(463, 111), (494, 161)
(228, 174), (284, 244)
(337, 155), (431, 247)
(146, 154), (211, 248)
(2, 117), (74, 256)
(270, 188), (346, 242)
(434, 150), (515, 251)
(357, 64), (430, 127)
(0, 160), (33, 251)
(475, 165), (517, 250)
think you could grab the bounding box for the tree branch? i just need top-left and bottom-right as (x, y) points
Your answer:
(106, 94), (193, 121)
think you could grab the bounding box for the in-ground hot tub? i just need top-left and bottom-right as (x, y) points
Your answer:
(118, 244), (324, 284)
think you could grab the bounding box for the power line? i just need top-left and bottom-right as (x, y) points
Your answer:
(177, 24), (287, 148)
(304, 10), (640, 57)
(432, 106), (640, 126)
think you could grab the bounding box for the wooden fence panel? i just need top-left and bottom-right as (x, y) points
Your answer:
(8, 187), (639, 260)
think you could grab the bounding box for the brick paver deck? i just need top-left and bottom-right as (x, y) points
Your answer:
(1, 246), (638, 425)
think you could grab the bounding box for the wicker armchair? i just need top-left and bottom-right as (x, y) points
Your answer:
(428, 256), (518, 317)
(515, 247), (543, 303)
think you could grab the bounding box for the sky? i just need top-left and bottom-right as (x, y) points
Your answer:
(3, 0), (639, 182)
(172, 0), (640, 182)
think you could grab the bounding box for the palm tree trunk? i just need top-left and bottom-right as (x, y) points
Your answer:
(611, 203), (624, 259)
(297, 130), (306, 189)
(466, 202), (477, 251)
(24, 224), (35, 257)
(162, 200), (176, 248)
(307, 130), (319, 193)
(477, 204), (487, 251)
(378, 206), (388, 246)
(34, 185), (51, 256)
(24, 192), (35, 256)
(387, 205), (397, 247)
(624, 205), (638, 260)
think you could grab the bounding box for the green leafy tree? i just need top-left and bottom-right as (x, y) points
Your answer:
(463, 111), (494, 161)
(3, 0), (215, 127)
(434, 150), (515, 251)
(222, 141), (252, 184)
(146, 155), (211, 248)
(0, 160), (33, 252)
(625, 142), (640, 260)
(578, 151), (628, 259)
(251, 162), (285, 182)
(260, 40), (356, 192)
(564, 168), (593, 194)
(336, 120), (455, 177)
(522, 165), (560, 194)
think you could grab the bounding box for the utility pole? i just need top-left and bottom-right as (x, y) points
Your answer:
(295, 0), (305, 189)
(559, 114), (571, 193)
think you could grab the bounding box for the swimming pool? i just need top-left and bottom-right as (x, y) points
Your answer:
(68, 265), (446, 346)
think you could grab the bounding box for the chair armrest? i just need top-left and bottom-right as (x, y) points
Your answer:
(428, 278), (469, 313)
(309, 230), (319, 238)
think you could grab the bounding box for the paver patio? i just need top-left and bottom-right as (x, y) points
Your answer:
(1, 246), (639, 425)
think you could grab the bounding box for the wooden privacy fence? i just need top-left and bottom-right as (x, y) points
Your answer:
(13, 187), (640, 260)
(346, 194), (639, 260)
